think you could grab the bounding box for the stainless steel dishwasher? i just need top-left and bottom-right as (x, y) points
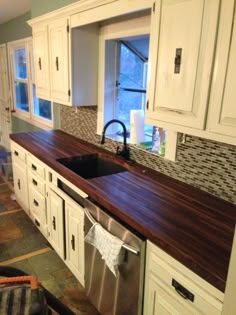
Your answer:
(84, 198), (146, 315)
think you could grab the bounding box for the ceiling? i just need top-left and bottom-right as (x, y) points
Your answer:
(0, 0), (31, 25)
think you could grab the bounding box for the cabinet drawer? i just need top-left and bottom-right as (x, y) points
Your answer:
(28, 172), (45, 195)
(11, 142), (26, 163)
(147, 242), (223, 315)
(27, 155), (45, 179)
(29, 185), (46, 225)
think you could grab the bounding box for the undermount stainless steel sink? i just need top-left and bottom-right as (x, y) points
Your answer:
(57, 154), (127, 179)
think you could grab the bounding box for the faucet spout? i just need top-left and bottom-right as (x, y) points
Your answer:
(100, 119), (129, 160)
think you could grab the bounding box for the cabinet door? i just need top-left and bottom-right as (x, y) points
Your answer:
(32, 24), (50, 99)
(48, 188), (65, 259)
(0, 110), (11, 150)
(48, 17), (70, 103)
(66, 200), (84, 286)
(207, 0), (236, 139)
(12, 162), (29, 213)
(29, 184), (47, 236)
(146, 0), (220, 129)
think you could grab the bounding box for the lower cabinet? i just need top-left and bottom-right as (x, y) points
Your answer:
(47, 183), (85, 286)
(47, 188), (65, 260)
(12, 161), (29, 213)
(11, 141), (29, 213)
(143, 241), (223, 315)
(65, 198), (85, 286)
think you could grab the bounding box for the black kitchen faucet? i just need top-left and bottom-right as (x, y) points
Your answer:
(100, 119), (130, 160)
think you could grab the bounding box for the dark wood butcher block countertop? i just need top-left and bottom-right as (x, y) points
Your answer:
(10, 130), (236, 293)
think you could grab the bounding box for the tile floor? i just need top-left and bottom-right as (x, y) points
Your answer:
(0, 171), (100, 315)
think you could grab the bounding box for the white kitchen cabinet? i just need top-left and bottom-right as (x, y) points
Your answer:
(206, 0), (236, 139)
(27, 153), (48, 236)
(48, 17), (70, 103)
(146, 0), (220, 130)
(143, 241), (223, 315)
(65, 197), (85, 286)
(32, 24), (50, 99)
(11, 142), (29, 213)
(28, 15), (98, 106)
(47, 187), (65, 260)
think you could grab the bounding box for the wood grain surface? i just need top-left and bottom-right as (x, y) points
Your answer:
(10, 130), (236, 292)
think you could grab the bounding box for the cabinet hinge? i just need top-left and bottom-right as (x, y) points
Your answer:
(67, 24), (70, 33)
(68, 89), (71, 97)
(153, 2), (156, 12)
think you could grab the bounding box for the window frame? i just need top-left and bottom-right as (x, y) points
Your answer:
(97, 13), (151, 137)
(7, 37), (53, 129)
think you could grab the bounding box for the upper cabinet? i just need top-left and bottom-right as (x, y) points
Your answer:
(146, 0), (236, 145)
(146, 0), (220, 130)
(29, 15), (98, 106)
(48, 17), (70, 103)
(32, 24), (50, 99)
(206, 0), (236, 139)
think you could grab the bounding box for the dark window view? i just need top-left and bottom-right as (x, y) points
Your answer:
(33, 85), (52, 120)
(115, 38), (166, 156)
(116, 40), (148, 131)
(14, 48), (29, 112)
(15, 82), (29, 112)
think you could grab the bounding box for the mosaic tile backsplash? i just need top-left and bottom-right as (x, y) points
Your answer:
(60, 105), (236, 204)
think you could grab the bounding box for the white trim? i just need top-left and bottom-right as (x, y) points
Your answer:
(97, 12), (151, 134)
(11, 112), (53, 131)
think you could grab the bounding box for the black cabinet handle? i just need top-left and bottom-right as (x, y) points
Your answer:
(32, 179), (38, 186)
(56, 57), (59, 71)
(31, 164), (37, 171)
(17, 179), (21, 190)
(14, 150), (19, 156)
(71, 234), (75, 251)
(38, 57), (42, 70)
(33, 199), (39, 207)
(172, 279), (194, 302)
(52, 216), (56, 230)
(35, 219), (40, 227)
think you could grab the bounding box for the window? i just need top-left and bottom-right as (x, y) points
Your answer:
(98, 14), (166, 156)
(8, 38), (52, 127)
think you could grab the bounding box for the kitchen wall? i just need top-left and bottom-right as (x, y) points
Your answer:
(31, 0), (79, 18)
(60, 105), (236, 204)
(0, 12), (31, 44)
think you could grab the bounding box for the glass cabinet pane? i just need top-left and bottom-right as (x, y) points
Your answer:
(15, 81), (29, 112)
(14, 48), (27, 79)
(33, 85), (52, 120)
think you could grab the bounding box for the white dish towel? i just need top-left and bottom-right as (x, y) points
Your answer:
(85, 223), (125, 277)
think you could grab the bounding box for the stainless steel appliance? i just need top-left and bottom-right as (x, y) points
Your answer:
(84, 198), (146, 315)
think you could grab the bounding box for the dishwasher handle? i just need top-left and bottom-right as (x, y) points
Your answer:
(84, 206), (140, 256)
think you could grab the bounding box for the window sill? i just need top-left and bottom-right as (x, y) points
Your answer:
(11, 112), (53, 131)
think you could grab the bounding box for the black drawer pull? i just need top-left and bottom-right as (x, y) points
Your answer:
(14, 150), (19, 156)
(17, 179), (21, 190)
(33, 199), (39, 207)
(31, 164), (37, 171)
(71, 234), (75, 251)
(172, 279), (194, 302)
(52, 216), (56, 230)
(32, 179), (38, 186)
(35, 219), (40, 227)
